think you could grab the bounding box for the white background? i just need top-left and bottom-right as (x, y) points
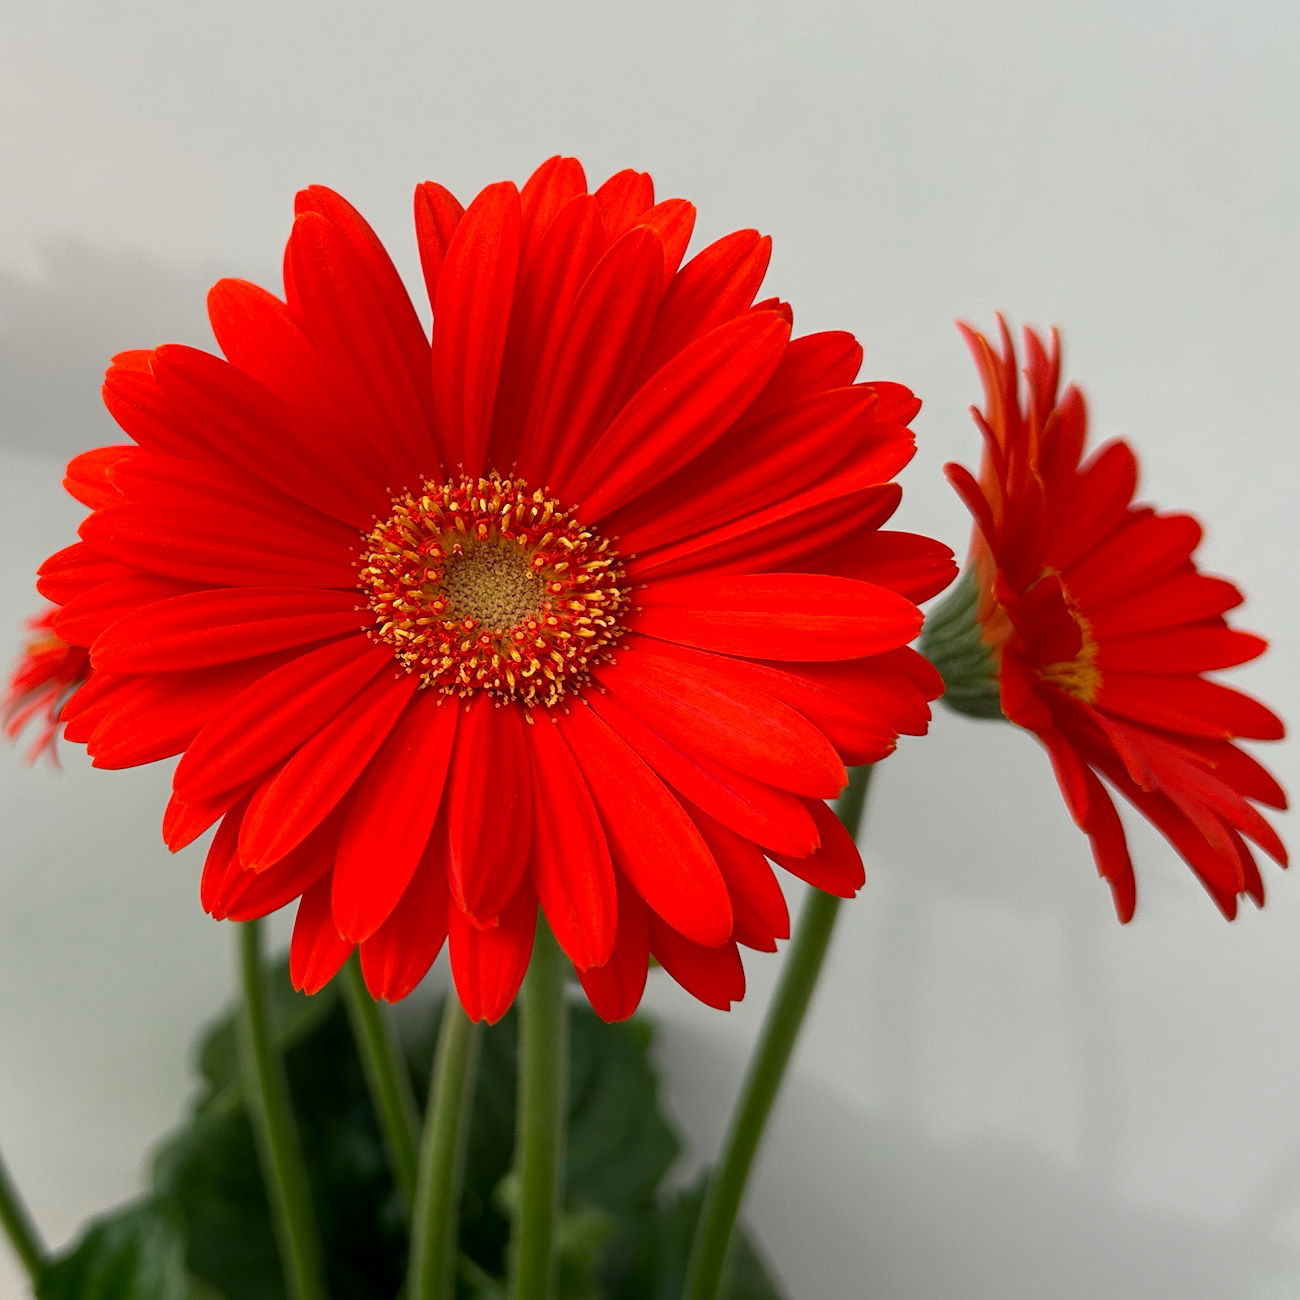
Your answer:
(1, 2), (1297, 1296)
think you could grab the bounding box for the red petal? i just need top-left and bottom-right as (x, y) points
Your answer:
(55, 574), (194, 647)
(821, 531), (958, 605)
(496, 195), (606, 476)
(174, 638), (394, 800)
(620, 635), (919, 766)
(594, 168), (654, 231)
(148, 341), (386, 528)
(753, 654), (932, 759)
(238, 671), (417, 869)
(1065, 512), (1203, 608)
(1049, 440), (1140, 569)
(632, 198), (696, 283)
(200, 803), (249, 917)
(359, 850), (452, 1002)
(743, 331), (864, 421)
(1178, 736), (1288, 809)
(429, 181), (522, 476)
(448, 888), (537, 1024)
(91, 588), (364, 672)
(1099, 673), (1285, 741)
(597, 646), (846, 798)
(527, 716), (618, 970)
(523, 226), (666, 488)
(610, 387), (908, 558)
(558, 704), (733, 946)
(1075, 767), (1137, 922)
(638, 229), (772, 376)
(101, 359), (190, 459)
(64, 446), (133, 509)
(634, 573), (922, 661)
(290, 876), (354, 994)
(647, 916), (745, 1011)
(1088, 571), (1244, 638)
(584, 687), (819, 855)
(205, 279), (395, 517)
(37, 542), (130, 606)
(630, 474), (900, 584)
(1097, 625), (1267, 675)
(204, 801), (339, 923)
(286, 191), (436, 481)
(80, 502), (357, 589)
(568, 310), (791, 519)
(105, 445), (357, 541)
(163, 783), (254, 852)
(520, 156), (588, 237)
(769, 799), (865, 896)
(60, 666), (143, 730)
(692, 810), (790, 952)
(414, 181), (466, 308)
(576, 876), (650, 1022)
(86, 659), (282, 770)
(332, 692), (459, 942)
(444, 696), (533, 926)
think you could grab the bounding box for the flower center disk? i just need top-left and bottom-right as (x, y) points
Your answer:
(359, 474), (630, 707)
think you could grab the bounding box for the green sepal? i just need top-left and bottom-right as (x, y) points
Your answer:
(920, 569), (1005, 720)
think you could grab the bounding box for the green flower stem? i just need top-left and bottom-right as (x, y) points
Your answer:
(0, 1147), (45, 1285)
(507, 920), (568, 1300)
(236, 920), (328, 1300)
(409, 999), (482, 1300)
(683, 764), (876, 1300)
(340, 955), (421, 1215)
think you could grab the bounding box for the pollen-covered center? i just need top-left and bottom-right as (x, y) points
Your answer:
(358, 474), (629, 708)
(441, 547), (544, 628)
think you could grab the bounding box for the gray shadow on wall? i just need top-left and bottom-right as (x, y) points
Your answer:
(734, 1068), (1300, 1300)
(0, 239), (222, 460)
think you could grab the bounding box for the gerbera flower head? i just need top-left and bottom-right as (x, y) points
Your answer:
(924, 318), (1287, 920)
(4, 607), (90, 763)
(36, 157), (953, 1021)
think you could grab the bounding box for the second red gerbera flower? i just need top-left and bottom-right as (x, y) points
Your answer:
(926, 320), (1286, 920)
(36, 158), (954, 1021)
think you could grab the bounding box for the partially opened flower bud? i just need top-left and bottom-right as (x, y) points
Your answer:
(3, 608), (90, 764)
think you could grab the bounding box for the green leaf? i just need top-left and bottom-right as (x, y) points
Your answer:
(37, 1200), (222, 1300)
(38, 957), (781, 1299)
(152, 965), (404, 1300)
(192, 964), (334, 1117)
(451, 996), (682, 1284)
(565, 1010), (680, 1217)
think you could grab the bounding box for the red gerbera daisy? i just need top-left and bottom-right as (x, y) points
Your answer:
(4, 608), (90, 763)
(36, 157), (953, 1022)
(925, 319), (1287, 920)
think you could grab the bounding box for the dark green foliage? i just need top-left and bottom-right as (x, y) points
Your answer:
(36, 1201), (220, 1300)
(37, 958), (783, 1298)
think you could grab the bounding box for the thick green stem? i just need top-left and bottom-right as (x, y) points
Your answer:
(683, 765), (875, 1300)
(409, 999), (482, 1300)
(507, 921), (568, 1300)
(0, 1148), (44, 1285)
(237, 920), (328, 1300)
(340, 955), (421, 1215)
